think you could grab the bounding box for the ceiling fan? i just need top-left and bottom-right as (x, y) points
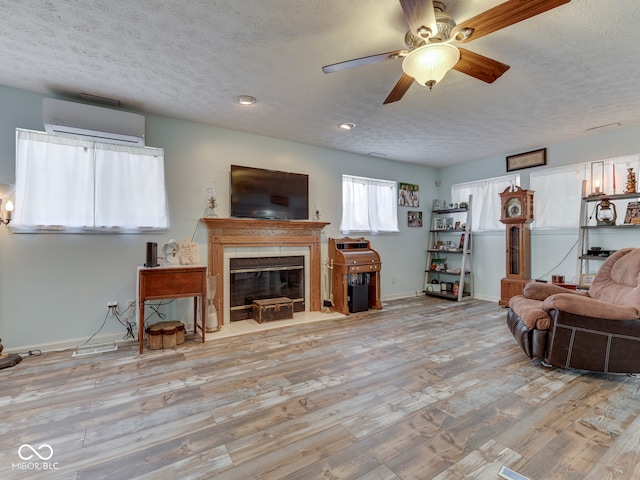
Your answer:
(322, 0), (571, 104)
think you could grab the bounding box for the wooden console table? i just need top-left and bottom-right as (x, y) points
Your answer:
(137, 265), (207, 354)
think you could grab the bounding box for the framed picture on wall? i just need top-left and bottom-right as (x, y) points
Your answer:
(506, 148), (547, 172)
(398, 182), (420, 207)
(408, 211), (422, 227)
(624, 201), (640, 224)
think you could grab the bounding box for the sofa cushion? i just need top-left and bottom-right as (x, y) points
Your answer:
(589, 248), (640, 310)
(509, 295), (551, 330)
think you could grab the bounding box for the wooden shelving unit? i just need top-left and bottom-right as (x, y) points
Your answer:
(577, 192), (640, 285)
(423, 196), (473, 301)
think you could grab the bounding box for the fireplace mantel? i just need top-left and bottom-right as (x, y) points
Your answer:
(201, 218), (330, 328)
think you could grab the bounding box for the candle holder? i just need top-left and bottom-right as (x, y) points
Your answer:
(204, 183), (217, 217)
(589, 161), (605, 196)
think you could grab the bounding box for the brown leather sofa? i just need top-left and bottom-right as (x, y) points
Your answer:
(507, 248), (640, 373)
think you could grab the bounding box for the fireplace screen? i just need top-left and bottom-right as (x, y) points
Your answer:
(230, 256), (305, 321)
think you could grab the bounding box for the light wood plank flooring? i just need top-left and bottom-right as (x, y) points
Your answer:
(2, 296), (640, 479)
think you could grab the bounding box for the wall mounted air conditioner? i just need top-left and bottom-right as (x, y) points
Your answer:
(42, 98), (145, 146)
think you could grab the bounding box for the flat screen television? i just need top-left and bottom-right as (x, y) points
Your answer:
(230, 165), (309, 220)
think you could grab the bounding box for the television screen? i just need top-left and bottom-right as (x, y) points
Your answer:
(230, 165), (309, 220)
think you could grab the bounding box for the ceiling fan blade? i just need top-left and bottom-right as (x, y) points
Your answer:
(383, 74), (414, 105)
(453, 48), (510, 83)
(322, 50), (407, 74)
(399, 0), (438, 40)
(451, 0), (571, 43)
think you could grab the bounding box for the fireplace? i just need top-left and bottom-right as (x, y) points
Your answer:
(229, 255), (305, 321)
(201, 218), (329, 328)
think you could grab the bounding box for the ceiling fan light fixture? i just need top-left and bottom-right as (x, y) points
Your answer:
(339, 122), (356, 130)
(402, 43), (460, 90)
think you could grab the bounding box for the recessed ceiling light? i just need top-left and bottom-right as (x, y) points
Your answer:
(236, 95), (257, 105)
(339, 122), (356, 130)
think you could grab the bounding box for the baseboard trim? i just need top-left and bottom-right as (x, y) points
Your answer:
(4, 332), (136, 355)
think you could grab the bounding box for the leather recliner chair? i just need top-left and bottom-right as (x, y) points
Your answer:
(507, 248), (640, 373)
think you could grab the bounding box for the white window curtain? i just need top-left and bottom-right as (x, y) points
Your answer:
(452, 174), (519, 231)
(530, 155), (640, 229)
(340, 175), (399, 234)
(94, 142), (167, 229)
(13, 129), (167, 232)
(530, 163), (587, 229)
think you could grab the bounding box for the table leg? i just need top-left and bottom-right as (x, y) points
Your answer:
(193, 297), (198, 339)
(138, 302), (144, 354)
(201, 294), (206, 342)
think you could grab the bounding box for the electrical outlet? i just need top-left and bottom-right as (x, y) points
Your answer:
(125, 299), (136, 318)
(107, 301), (118, 317)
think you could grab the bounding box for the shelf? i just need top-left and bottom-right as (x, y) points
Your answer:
(429, 229), (466, 233)
(581, 224), (640, 229)
(579, 254), (612, 260)
(432, 208), (468, 214)
(425, 270), (470, 275)
(424, 290), (471, 300)
(428, 248), (466, 254)
(582, 192), (640, 202)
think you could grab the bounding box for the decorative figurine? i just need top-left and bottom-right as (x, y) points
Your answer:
(626, 168), (636, 194)
(162, 239), (180, 265)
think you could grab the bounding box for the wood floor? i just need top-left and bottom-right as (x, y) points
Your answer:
(2, 296), (640, 479)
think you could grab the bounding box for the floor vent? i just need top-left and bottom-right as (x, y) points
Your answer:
(72, 342), (118, 357)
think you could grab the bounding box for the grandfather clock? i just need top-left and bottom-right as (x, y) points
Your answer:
(499, 186), (534, 306)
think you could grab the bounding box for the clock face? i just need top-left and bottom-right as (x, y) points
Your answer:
(506, 198), (522, 218)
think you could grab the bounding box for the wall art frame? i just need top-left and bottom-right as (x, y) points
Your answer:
(506, 148), (547, 172)
(408, 211), (422, 227)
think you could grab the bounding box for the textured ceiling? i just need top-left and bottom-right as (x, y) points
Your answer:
(1, 0), (639, 167)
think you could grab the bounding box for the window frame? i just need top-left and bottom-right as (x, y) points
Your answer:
(12, 128), (168, 233)
(340, 174), (399, 234)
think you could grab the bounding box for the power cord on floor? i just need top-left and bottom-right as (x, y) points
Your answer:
(15, 349), (43, 357)
(114, 311), (136, 340)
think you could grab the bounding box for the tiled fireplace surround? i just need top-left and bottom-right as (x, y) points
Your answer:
(201, 218), (329, 327)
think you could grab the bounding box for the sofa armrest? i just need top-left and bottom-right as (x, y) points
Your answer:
(523, 282), (588, 301)
(509, 295), (551, 330)
(542, 293), (640, 320)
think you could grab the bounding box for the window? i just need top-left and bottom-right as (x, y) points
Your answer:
(530, 164), (586, 229)
(530, 155), (640, 229)
(452, 174), (519, 231)
(13, 129), (167, 232)
(340, 175), (399, 234)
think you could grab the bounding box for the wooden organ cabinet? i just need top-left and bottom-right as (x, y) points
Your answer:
(329, 237), (382, 315)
